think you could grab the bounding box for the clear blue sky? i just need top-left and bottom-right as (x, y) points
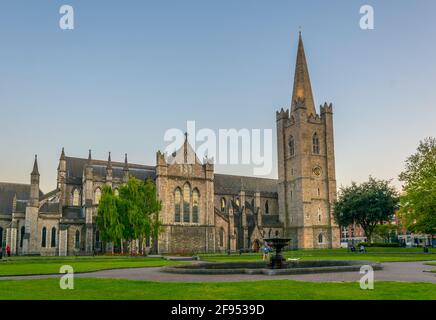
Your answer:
(1, 0), (435, 192)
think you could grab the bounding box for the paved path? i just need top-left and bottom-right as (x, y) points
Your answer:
(1, 261), (436, 283)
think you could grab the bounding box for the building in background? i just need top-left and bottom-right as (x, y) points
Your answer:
(339, 211), (435, 247)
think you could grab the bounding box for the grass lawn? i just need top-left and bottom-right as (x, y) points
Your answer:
(200, 248), (436, 263)
(0, 278), (435, 300)
(201, 253), (436, 263)
(0, 257), (179, 276)
(426, 262), (436, 272)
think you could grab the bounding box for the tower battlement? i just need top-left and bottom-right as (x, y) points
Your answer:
(320, 102), (333, 114)
(276, 108), (289, 121)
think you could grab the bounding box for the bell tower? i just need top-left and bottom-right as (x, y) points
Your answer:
(276, 33), (340, 249)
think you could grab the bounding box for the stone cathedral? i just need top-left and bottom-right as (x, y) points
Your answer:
(0, 34), (340, 256)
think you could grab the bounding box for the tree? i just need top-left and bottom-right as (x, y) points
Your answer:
(118, 177), (151, 254)
(399, 137), (436, 235)
(95, 177), (163, 255)
(95, 186), (124, 253)
(334, 177), (399, 243)
(373, 223), (399, 243)
(144, 177), (162, 254)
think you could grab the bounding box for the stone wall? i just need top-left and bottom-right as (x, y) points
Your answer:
(160, 225), (215, 254)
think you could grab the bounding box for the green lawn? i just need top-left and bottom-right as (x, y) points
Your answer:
(0, 278), (435, 300)
(2, 249), (435, 277)
(426, 262), (436, 272)
(0, 257), (179, 276)
(201, 253), (436, 263)
(200, 248), (436, 263)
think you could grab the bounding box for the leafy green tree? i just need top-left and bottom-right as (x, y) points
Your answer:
(118, 177), (151, 253)
(399, 137), (436, 234)
(95, 186), (124, 253)
(334, 177), (399, 243)
(373, 223), (399, 243)
(143, 177), (162, 254)
(96, 177), (163, 255)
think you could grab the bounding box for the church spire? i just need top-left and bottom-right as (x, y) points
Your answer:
(124, 153), (129, 170)
(184, 132), (188, 163)
(60, 147), (65, 160)
(107, 152), (112, 170)
(123, 153), (129, 183)
(31, 155), (39, 176)
(291, 32), (316, 116)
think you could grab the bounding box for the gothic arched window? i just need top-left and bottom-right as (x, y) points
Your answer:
(192, 189), (199, 223)
(51, 227), (57, 247)
(220, 198), (226, 213)
(0, 227), (3, 248)
(174, 188), (181, 223)
(94, 188), (102, 204)
(72, 188), (80, 206)
(289, 136), (295, 156)
(265, 201), (269, 214)
(41, 227), (47, 248)
(75, 230), (80, 249)
(312, 133), (320, 154)
(20, 226), (25, 248)
(183, 183), (191, 223)
(318, 233), (324, 244)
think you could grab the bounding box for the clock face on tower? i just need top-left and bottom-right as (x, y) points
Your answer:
(313, 166), (322, 177)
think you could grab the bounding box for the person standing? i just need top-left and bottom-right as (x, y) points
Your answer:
(262, 241), (270, 261)
(6, 244), (11, 257)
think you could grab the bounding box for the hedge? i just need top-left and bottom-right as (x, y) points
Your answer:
(357, 242), (400, 248)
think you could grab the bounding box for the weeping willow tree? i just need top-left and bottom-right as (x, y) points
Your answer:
(144, 177), (163, 254)
(95, 186), (124, 254)
(96, 177), (163, 255)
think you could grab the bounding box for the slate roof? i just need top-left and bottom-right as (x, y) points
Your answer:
(65, 157), (156, 184)
(41, 188), (60, 201)
(0, 183), (43, 215)
(15, 200), (28, 213)
(214, 174), (278, 196)
(40, 202), (60, 214)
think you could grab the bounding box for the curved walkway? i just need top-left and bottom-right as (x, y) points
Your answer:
(1, 261), (436, 283)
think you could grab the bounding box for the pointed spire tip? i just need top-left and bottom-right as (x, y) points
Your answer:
(32, 154), (39, 175)
(291, 31), (316, 116)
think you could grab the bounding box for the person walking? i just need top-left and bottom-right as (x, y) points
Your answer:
(262, 241), (270, 261)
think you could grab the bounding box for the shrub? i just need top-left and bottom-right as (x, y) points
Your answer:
(357, 242), (400, 248)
